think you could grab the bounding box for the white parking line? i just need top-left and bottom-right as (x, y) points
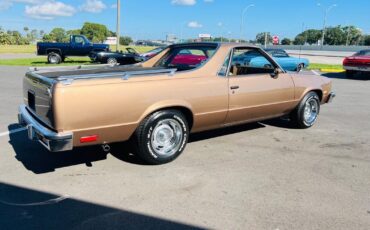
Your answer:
(311, 70), (320, 76)
(0, 127), (27, 137)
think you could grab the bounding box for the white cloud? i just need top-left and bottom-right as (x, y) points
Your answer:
(188, 21), (203, 28)
(217, 22), (223, 27)
(171, 0), (196, 6)
(25, 1), (76, 20)
(0, 0), (40, 10)
(111, 4), (117, 9)
(80, 0), (106, 13)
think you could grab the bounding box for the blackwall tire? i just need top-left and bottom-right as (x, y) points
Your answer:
(47, 52), (62, 64)
(134, 110), (189, 165)
(290, 92), (321, 129)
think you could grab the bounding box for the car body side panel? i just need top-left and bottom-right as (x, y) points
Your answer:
(54, 73), (229, 146)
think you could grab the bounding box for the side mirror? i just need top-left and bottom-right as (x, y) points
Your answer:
(270, 68), (280, 79)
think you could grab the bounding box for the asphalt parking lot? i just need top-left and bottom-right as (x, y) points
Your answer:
(0, 66), (369, 229)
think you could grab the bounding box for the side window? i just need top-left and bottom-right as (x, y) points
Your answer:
(229, 48), (275, 76)
(74, 36), (84, 45)
(155, 45), (217, 71)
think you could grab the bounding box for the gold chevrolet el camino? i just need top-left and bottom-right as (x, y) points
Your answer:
(18, 43), (335, 164)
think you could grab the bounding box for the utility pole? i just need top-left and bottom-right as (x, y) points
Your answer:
(239, 4), (254, 43)
(116, 0), (120, 52)
(318, 3), (337, 49)
(264, 32), (267, 48)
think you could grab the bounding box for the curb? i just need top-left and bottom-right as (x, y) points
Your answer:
(320, 68), (345, 73)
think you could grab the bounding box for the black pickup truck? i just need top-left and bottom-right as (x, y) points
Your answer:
(37, 35), (109, 64)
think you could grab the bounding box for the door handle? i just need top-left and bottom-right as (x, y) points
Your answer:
(230, 86), (239, 90)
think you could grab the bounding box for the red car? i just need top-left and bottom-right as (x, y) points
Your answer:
(343, 49), (370, 78)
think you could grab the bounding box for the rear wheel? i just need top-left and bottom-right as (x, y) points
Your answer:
(133, 110), (189, 165)
(296, 63), (304, 72)
(47, 52), (62, 64)
(107, 57), (118, 65)
(290, 92), (320, 129)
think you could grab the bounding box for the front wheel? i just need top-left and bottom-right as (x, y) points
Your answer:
(133, 110), (189, 165)
(290, 92), (320, 129)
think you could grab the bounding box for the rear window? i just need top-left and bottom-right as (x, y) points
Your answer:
(155, 45), (218, 71)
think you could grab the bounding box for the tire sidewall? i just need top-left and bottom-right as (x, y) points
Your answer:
(48, 53), (61, 64)
(107, 58), (118, 65)
(142, 111), (189, 163)
(297, 63), (304, 72)
(299, 93), (320, 127)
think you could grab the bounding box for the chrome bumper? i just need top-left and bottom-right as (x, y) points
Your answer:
(18, 105), (73, 152)
(343, 66), (370, 72)
(327, 92), (336, 103)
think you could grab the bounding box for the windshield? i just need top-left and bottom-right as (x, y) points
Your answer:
(154, 44), (218, 71)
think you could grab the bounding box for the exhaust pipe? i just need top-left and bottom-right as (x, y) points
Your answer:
(102, 144), (111, 152)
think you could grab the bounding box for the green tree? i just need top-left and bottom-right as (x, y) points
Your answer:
(299, 29), (321, 45)
(67, 29), (81, 36)
(255, 32), (272, 45)
(281, 38), (291, 45)
(324, 26), (346, 45)
(343, 26), (363, 45)
(119, 36), (133, 45)
(293, 35), (305, 45)
(50, 28), (68, 42)
(81, 22), (109, 42)
(364, 35), (370, 46)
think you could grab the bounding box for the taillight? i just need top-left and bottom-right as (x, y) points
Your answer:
(80, 135), (99, 143)
(343, 58), (348, 65)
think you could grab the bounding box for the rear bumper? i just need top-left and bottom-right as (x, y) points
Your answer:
(18, 105), (73, 152)
(343, 65), (370, 72)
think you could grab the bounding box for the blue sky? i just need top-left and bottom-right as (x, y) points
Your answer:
(0, 0), (369, 40)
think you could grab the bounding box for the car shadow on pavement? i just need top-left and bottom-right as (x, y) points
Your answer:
(322, 72), (370, 80)
(8, 124), (110, 174)
(8, 121), (288, 172)
(189, 122), (265, 143)
(0, 182), (202, 230)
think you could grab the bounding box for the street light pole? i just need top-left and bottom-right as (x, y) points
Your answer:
(318, 3), (336, 48)
(116, 0), (120, 52)
(240, 4), (254, 43)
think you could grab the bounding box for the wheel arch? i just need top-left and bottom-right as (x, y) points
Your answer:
(46, 49), (62, 55)
(139, 102), (194, 130)
(300, 88), (323, 103)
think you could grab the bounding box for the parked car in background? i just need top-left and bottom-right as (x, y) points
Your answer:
(343, 49), (370, 78)
(140, 47), (166, 60)
(265, 49), (309, 72)
(37, 35), (109, 64)
(18, 43), (334, 165)
(233, 49), (309, 72)
(91, 48), (144, 65)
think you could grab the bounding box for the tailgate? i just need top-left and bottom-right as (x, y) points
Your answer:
(23, 72), (56, 129)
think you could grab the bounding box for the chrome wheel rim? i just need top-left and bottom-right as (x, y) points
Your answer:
(50, 55), (58, 63)
(297, 64), (303, 72)
(107, 58), (117, 65)
(303, 98), (319, 125)
(151, 119), (183, 156)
